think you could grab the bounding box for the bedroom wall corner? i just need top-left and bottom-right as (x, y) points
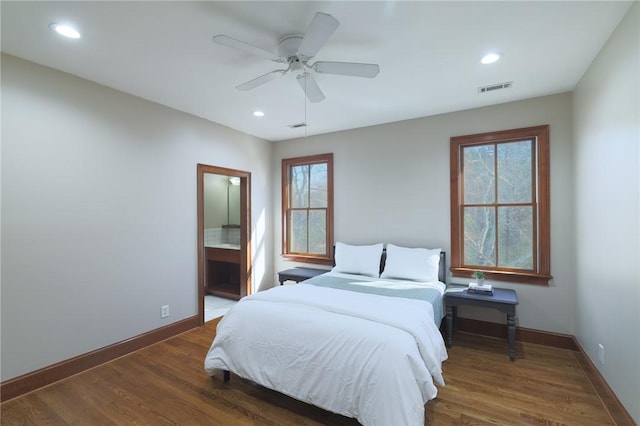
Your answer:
(572, 3), (640, 423)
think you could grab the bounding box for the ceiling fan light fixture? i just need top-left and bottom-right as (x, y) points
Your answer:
(252, 110), (265, 117)
(50, 23), (81, 39)
(481, 52), (502, 64)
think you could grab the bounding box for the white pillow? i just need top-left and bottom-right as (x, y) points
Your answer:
(380, 244), (442, 282)
(331, 242), (384, 277)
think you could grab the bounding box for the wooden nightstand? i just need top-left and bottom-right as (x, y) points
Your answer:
(444, 284), (519, 361)
(278, 267), (328, 285)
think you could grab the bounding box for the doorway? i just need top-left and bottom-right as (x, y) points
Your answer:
(197, 164), (251, 325)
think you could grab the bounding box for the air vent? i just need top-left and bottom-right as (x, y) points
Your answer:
(288, 122), (307, 129)
(478, 81), (513, 94)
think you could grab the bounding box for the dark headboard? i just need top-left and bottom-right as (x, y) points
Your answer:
(437, 251), (446, 283)
(333, 246), (447, 283)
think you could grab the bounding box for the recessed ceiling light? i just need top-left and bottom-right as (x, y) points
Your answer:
(481, 52), (502, 65)
(252, 110), (265, 117)
(50, 23), (81, 39)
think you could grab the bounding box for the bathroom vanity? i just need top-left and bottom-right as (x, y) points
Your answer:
(205, 244), (242, 300)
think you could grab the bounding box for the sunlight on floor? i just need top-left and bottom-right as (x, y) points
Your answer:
(205, 295), (237, 322)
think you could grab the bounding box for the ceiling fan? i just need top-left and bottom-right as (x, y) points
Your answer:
(212, 12), (380, 103)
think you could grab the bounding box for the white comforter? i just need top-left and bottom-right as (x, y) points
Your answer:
(204, 284), (448, 426)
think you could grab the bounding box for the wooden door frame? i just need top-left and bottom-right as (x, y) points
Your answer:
(197, 164), (252, 325)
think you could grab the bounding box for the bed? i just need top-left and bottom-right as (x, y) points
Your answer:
(204, 243), (448, 426)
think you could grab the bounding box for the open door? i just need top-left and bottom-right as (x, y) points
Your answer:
(197, 164), (251, 325)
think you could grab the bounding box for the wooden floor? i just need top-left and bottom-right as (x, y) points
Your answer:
(1, 318), (621, 426)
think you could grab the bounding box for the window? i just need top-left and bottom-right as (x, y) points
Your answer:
(450, 125), (551, 285)
(282, 153), (334, 265)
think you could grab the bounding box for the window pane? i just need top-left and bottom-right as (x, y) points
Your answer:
(290, 165), (309, 208)
(498, 206), (533, 269)
(498, 141), (532, 204)
(463, 206), (496, 266)
(464, 145), (495, 204)
(289, 210), (308, 253)
(308, 209), (326, 254)
(309, 163), (328, 208)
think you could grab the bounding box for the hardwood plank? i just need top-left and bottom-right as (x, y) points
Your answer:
(1, 322), (633, 426)
(35, 379), (118, 425)
(0, 394), (68, 425)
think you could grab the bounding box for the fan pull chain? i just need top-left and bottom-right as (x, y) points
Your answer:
(304, 75), (308, 139)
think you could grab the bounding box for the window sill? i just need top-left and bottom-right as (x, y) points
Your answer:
(450, 268), (552, 286)
(281, 254), (333, 266)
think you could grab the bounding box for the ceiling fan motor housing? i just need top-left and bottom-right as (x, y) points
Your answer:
(278, 35), (304, 61)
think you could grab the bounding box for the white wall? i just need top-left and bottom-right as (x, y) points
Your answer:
(0, 54), (273, 381)
(273, 92), (576, 335)
(573, 3), (639, 422)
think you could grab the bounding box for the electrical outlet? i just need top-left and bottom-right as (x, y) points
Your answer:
(598, 344), (605, 365)
(161, 305), (170, 319)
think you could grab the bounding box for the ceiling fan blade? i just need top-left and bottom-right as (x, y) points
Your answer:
(297, 12), (339, 60)
(236, 70), (286, 91)
(296, 73), (325, 103)
(213, 35), (283, 62)
(312, 61), (380, 78)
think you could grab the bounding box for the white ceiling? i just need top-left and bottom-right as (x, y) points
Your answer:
(1, 1), (632, 141)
